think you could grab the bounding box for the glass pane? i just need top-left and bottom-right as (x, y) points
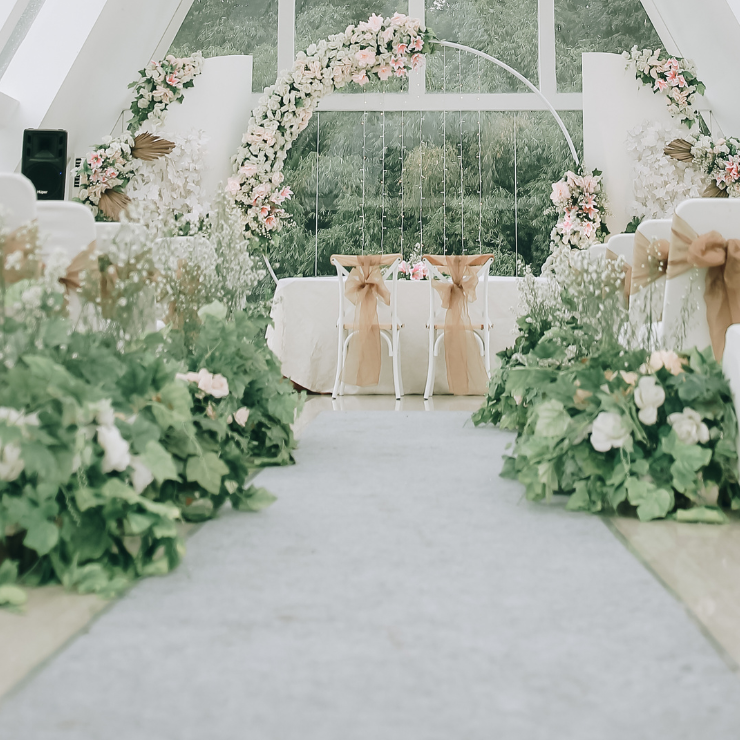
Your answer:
(295, 0), (408, 93)
(555, 0), (661, 92)
(169, 0), (279, 93)
(425, 0), (539, 93)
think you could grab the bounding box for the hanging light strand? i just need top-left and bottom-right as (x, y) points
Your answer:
(419, 112), (424, 254)
(361, 96), (367, 255)
(380, 105), (386, 255)
(477, 56), (483, 255)
(458, 50), (465, 254)
(400, 110), (404, 260)
(442, 46), (447, 255)
(314, 111), (320, 276)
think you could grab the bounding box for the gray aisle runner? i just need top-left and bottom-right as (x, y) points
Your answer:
(1, 412), (739, 740)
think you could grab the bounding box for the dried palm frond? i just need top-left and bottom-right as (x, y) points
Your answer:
(703, 182), (730, 198)
(98, 190), (132, 221)
(664, 138), (695, 163)
(132, 132), (176, 161)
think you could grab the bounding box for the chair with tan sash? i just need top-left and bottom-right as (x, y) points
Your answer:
(1, 174), (40, 288)
(662, 199), (740, 358)
(628, 219), (671, 341)
(331, 253), (403, 400)
(37, 201), (97, 260)
(0, 173), (37, 231)
(423, 254), (494, 399)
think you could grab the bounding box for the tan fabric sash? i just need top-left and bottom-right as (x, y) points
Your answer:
(605, 249), (632, 303)
(2, 221), (42, 285)
(58, 240), (98, 294)
(428, 254), (491, 396)
(340, 254), (395, 387)
(630, 232), (669, 295)
(669, 214), (740, 359)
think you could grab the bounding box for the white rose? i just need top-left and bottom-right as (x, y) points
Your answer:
(129, 456), (154, 494)
(590, 412), (632, 453)
(97, 424), (131, 473)
(668, 408), (710, 445)
(209, 374), (229, 399)
(633, 376), (665, 426)
(0, 443), (24, 482)
(233, 407), (250, 427)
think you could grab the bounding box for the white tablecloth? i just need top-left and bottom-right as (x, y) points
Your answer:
(267, 276), (521, 395)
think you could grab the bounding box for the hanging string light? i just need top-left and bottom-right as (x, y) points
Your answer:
(380, 104), (386, 255)
(314, 111), (320, 276)
(419, 111), (424, 254)
(361, 95), (367, 255)
(442, 46), (447, 256)
(477, 56), (483, 255)
(514, 113), (518, 276)
(458, 49), (465, 254)
(400, 110), (404, 260)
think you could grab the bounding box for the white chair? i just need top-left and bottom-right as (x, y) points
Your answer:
(629, 219), (672, 346)
(36, 201), (97, 259)
(331, 253), (403, 401)
(605, 233), (635, 265)
(662, 199), (740, 353)
(587, 244), (607, 262)
(423, 254), (494, 400)
(0, 173), (37, 231)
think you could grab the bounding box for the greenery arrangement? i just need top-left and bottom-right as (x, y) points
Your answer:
(473, 249), (739, 523)
(0, 210), (301, 610)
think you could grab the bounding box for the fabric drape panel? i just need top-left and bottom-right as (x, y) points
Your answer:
(339, 254), (399, 387)
(605, 249), (632, 303)
(428, 254), (490, 396)
(631, 233), (669, 294)
(669, 214), (740, 360)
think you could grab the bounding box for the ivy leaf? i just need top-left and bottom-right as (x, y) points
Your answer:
(626, 478), (674, 521)
(232, 485), (277, 512)
(186, 452), (229, 495)
(24, 520), (59, 556)
(675, 507), (729, 524)
(0, 584), (27, 608)
(566, 481), (590, 511)
(142, 441), (179, 484)
(533, 399), (570, 438)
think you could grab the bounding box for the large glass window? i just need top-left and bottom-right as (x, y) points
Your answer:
(170, 0), (279, 93)
(169, 0), (660, 275)
(555, 0), (661, 92)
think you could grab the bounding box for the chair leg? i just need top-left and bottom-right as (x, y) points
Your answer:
(395, 330), (404, 398)
(424, 328), (436, 400)
(392, 333), (401, 402)
(332, 327), (344, 400)
(484, 326), (492, 375)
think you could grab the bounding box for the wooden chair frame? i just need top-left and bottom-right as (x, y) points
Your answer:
(422, 256), (493, 400)
(331, 254), (403, 400)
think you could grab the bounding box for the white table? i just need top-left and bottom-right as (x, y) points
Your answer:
(267, 276), (521, 395)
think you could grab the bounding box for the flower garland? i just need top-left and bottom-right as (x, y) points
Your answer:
(73, 52), (203, 222)
(622, 47), (706, 128)
(127, 52), (204, 134)
(626, 121), (705, 220)
(549, 169), (609, 250)
(228, 13), (434, 238)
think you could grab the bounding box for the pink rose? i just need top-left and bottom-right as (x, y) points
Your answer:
(355, 49), (376, 67)
(366, 13), (384, 32)
(377, 65), (393, 81)
(226, 177), (241, 196)
(352, 71), (369, 86)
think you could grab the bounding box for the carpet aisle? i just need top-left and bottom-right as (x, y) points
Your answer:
(1, 411), (739, 739)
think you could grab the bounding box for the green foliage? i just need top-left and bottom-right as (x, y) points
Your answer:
(0, 307), (301, 606)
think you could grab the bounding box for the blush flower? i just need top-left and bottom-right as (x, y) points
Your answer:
(352, 71), (369, 86)
(366, 13), (383, 32)
(377, 65), (393, 81)
(355, 49), (376, 67)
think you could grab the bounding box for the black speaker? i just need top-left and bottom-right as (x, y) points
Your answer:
(21, 129), (68, 200)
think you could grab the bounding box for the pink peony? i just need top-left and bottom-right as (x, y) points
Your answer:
(366, 13), (384, 32)
(355, 49), (376, 67)
(352, 71), (369, 86)
(377, 65), (393, 81)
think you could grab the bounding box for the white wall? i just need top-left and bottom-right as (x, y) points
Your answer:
(0, 0), (193, 174)
(582, 52), (687, 235)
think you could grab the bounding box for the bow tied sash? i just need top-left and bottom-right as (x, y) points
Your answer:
(669, 214), (740, 360)
(631, 232), (670, 295)
(342, 255), (393, 387)
(429, 255), (489, 396)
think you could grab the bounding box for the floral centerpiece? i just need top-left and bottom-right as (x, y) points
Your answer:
(473, 249), (739, 523)
(228, 13), (434, 240)
(549, 169), (609, 250)
(623, 47), (706, 128)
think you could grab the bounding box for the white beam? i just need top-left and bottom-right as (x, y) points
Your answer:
(151, 0), (197, 60)
(277, 0), (295, 79)
(537, 0), (557, 97)
(0, 0), (32, 54)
